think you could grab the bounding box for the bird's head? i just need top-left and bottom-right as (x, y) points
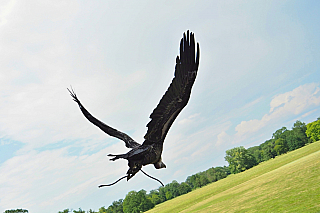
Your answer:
(154, 159), (166, 169)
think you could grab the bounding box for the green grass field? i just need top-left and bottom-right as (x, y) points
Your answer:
(147, 141), (320, 213)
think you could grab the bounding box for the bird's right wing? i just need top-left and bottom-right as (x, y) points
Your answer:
(68, 88), (141, 148)
(143, 31), (200, 145)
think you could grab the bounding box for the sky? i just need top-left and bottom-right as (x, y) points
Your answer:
(0, 0), (320, 212)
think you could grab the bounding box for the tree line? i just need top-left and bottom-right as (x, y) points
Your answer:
(225, 119), (320, 174)
(44, 117), (320, 213)
(56, 165), (230, 213)
(4, 210), (28, 213)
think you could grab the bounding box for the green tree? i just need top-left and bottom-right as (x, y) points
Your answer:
(123, 190), (154, 213)
(178, 182), (191, 195)
(205, 167), (216, 182)
(150, 193), (162, 205)
(248, 146), (263, 163)
(208, 167), (226, 181)
(199, 173), (209, 186)
(148, 189), (159, 197)
(158, 187), (167, 202)
(286, 120), (309, 150)
(186, 173), (201, 189)
(166, 180), (180, 198)
(261, 139), (277, 161)
(306, 119), (320, 142)
(147, 189), (159, 205)
(5, 210), (28, 213)
(58, 209), (70, 213)
(225, 146), (257, 174)
(165, 191), (172, 200)
(98, 206), (107, 213)
(73, 208), (85, 213)
(272, 127), (288, 140)
(274, 138), (289, 155)
(105, 199), (123, 213)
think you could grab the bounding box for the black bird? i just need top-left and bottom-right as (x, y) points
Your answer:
(68, 30), (200, 186)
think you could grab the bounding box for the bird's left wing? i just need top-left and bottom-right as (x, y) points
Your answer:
(68, 88), (141, 148)
(143, 31), (200, 145)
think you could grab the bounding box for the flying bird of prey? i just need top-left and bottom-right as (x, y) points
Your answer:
(68, 30), (200, 187)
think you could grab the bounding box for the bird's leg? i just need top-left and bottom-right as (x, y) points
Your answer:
(107, 153), (127, 161)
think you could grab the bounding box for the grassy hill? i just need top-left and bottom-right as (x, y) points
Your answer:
(147, 141), (320, 213)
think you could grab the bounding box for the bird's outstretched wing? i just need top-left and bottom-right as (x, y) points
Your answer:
(143, 30), (200, 145)
(68, 88), (141, 148)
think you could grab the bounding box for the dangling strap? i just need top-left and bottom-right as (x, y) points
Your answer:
(140, 169), (164, 187)
(98, 175), (128, 188)
(98, 169), (164, 188)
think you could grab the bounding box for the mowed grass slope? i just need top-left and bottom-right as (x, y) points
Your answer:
(147, 141), (320, 213)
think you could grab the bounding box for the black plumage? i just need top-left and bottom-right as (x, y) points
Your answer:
(68, 30), (200, 184)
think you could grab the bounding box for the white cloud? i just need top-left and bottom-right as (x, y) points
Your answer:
(0, 0), (16, 27)
(216, 131), (231, 147)
(236, 83), (320, 136)
(0, 0), (149, 150)
(212, 84), (320, 148)
(270, 83), (320, 114)
(300, 109), (318, 118)
(0, 142), (128, 212)
(178, 113), (200, 125)
(242, 97), (264, 110)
